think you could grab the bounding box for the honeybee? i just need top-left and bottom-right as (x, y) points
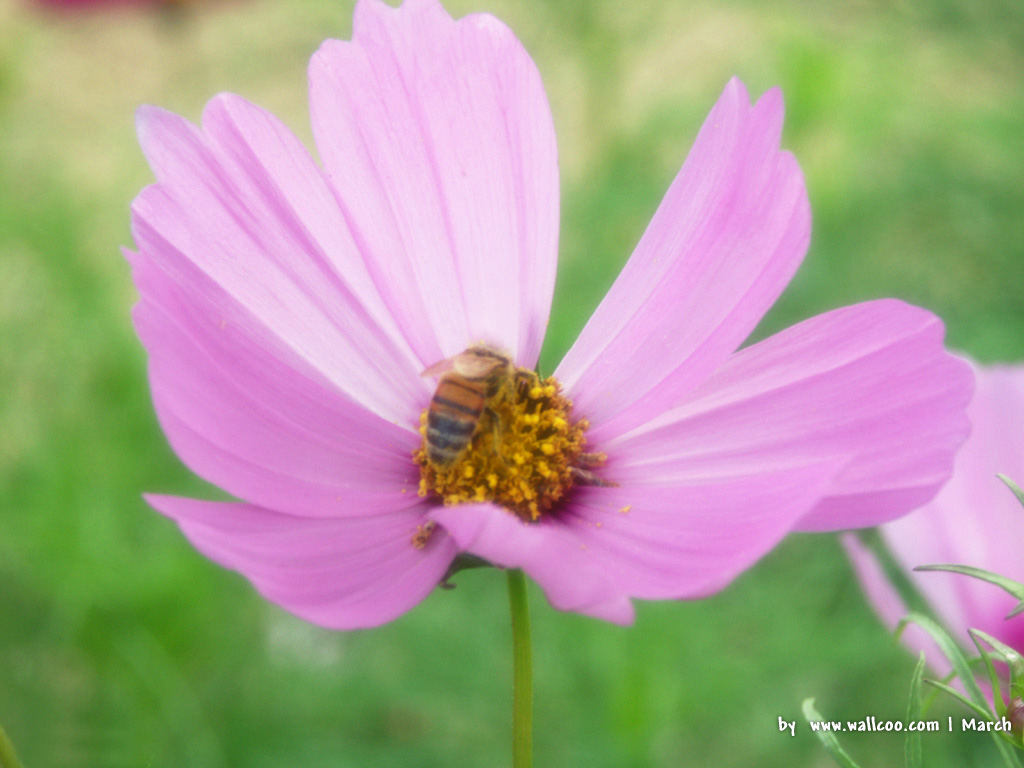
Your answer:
(420, 345), (521, 468)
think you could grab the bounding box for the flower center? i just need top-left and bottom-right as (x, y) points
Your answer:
(414, 353), (606, 523)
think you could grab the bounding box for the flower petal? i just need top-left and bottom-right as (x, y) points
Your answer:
(132, 97), (426, 426)
(604, 300), (973, 531)
(562, 462), (843, 601)
(429, 503), (635, 624)
(309, 0), (559, 367)
(147, 495), (457, 630)
(131, 248), (422, 517)
(557, 78), (810, 439)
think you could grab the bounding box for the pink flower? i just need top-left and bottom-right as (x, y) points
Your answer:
(128, 0), (973, 629)
(846, 364), (1024, 672)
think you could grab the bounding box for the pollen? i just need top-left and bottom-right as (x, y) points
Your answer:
(411, 521), (437, 550)
(414, 368), (603, 522)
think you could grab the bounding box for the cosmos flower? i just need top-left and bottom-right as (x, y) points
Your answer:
(128, 0), (972, 629)
(845, 364), (1024, 672)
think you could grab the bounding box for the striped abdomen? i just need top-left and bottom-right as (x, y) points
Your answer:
(426, 375), (487, 467)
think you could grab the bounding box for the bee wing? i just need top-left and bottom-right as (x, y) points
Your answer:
(421, 357), (456, 378)
(422, 347), (509, 379)
(451, 351), (505, 379)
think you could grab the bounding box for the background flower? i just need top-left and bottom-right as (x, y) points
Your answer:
(845, 364), (1024, 675)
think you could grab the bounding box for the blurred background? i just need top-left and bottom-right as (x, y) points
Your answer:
(1, 0), (1023, 765)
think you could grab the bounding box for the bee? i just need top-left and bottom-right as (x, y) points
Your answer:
(420, 345), (518, 468)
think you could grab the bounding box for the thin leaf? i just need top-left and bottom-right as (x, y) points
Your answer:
(901, 613), (991, 711)
(915, 564), (1024, 620)
(922, 669), (958, 716)
(993, 736), (1024, 768)
(802, 698), (864, 768)
(905, 652), (926, 768)
(926, 681), (1024, 767)
(972, 629), (1008, 714)
(998, 474), (1024, 508)
(926, 680), (997, 722)
(0, 722), (26, 768)
(971, 628), (1024, 701)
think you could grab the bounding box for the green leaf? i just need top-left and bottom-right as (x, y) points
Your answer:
(972, 630), (1009, 714)
(920, 670), (956, 716)
(927, 685), (1024, 768)
(914, 564), (1024, 621)
(971, 628), (1024, 701)
(994, 736), (1024, 768)
(926, 680), (998, 722)
(927, 684), (1021, 768)
(905, 652), (926, 768)
(0, 721), (26, 768)
(802, 698), (864, 768)
(901, 613), (991, 712)
(998, 474), (1024, 508)
(907, 616), (1024, 768)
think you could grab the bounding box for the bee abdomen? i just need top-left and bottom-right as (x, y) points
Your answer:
(426, 382), (485, 466)
(426, 415), (476, 465)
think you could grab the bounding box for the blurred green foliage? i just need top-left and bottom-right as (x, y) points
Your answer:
(1, 0), (1022, 766)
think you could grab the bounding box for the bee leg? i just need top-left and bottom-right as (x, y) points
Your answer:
(570, 466), (619, 487)
(484, 405), (508, 466)
(514, 369), (539, 394)
(578, 452), (608, 469)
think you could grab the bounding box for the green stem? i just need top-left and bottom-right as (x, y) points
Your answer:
(0, 722), (25, 768)
(507, 569), (533, 768)
(855, 528), (935, 618)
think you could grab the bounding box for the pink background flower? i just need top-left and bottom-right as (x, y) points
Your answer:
(129, 0), (973, 629)
(846, 364), (1024, 674)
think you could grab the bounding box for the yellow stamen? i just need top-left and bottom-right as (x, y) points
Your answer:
(414, 368), (605, 522)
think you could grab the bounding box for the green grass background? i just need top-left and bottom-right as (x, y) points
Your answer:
(1, 0), (1023, 765)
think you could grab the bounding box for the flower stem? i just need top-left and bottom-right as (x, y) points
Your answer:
(0, 722), (25, 768)
(507, 568), (533, 768)
(854, 529), (935, 617)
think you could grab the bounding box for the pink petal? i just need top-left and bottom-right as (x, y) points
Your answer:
(603, 300), (973, 531)
(309, 0), (559, 367)
(556, 78), (809, 439)
(131, 248), (422, 517)
(429, 503), (635, 624)
(132, 97), (427, 426)
(148, 495), (458, 630)
(562, 462), (843, 601)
